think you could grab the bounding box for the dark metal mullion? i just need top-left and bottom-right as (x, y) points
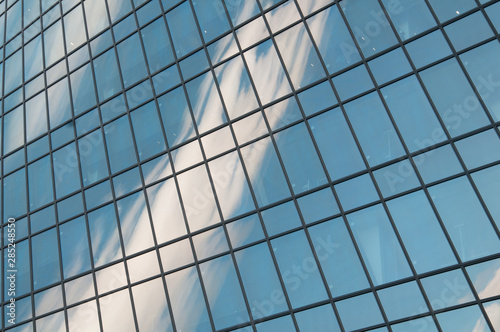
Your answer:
(39, 1), (71, 330)
(222, 4), (310, 332)
(372, 1), (468, 330)
(157, 1), (219, 331)
(188, 1), (271, 330)
(279, 1), (369, 330)
(421, 1), (500, 329)
(423, 0), (500, 240)
(385, 1), (498, 330)
(333, 1), (443, 331)
(250, 1), (345, 330)
(292, 1), (403, 331)
(22, 1), (36, 330)
(98, 1), (144, 331)
(78, 0), (122, 330)
(128, 1), (180, 330)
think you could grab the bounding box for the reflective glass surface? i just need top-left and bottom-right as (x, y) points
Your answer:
(2, 0), (500, 331)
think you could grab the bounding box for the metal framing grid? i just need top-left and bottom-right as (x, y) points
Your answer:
(0, 0), (500, 331)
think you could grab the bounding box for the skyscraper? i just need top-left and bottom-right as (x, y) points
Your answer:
(2, 0), (500, 330)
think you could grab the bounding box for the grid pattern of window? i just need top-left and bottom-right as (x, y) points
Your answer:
(1, 0), (500, 331)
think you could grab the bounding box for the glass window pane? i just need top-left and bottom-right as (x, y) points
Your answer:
(200, 255), (249, 329)
(226, 0), (259, 26)
(420, 59), (489, 137)
(309, 217), (370, 297)
(65, 274), (95, 306)
(177, 165), (220, 231)
(266, 0), (300, 32)
(335, 174), (379, 211)
(185, 71), (227, 134)
(244, 39), (292, 105)
(387, 191), (457, 273)
(340, 0), (398, 57)
(296, 304), (341, 332)
(60, 216), (91, 278)
(93, 48), (122, 101)
(26, 92), (47, 142)
(159, 238), (194, 272)
(43, 21), (65, 67)
(67, 301), (100, 332)
(141, 18), (174, 71)
(437, 305), (490, 332)
(336, 293), (384, 331)
(32, 228), (61, 290)
(4, 168), (27, 219)
(84, 0), (109, 38)
(406, 30), (452, 68)
(428, 0), (476, 22)
(429, 176), (500, 261)
(71, 63), (97, 115)
(165, 266), (212, 331)
(275, 123), (327, 194)
(166, 1), (202, 57)
(88, 204), (123, 267)
(100, 289), (135, 331)
(235, 243), (288, 320)
(132, 278), (174, 332)
(64, 5), (87, 53)
(208, 152), (255, 219)
(28, 156), (53, 211)
(158, 87), (196, 147)
(78, 130), (109, 186)
(382, 75), (445, 152)
(131, 101), (166, 160)
(261, 201), (302, 236)
(214, 56), (259, 119)
(24, 35), (44, 81)
(332, 64), (374, 101)
(345, 92), (405, 166)
(104, 116), (137, 173)
(381, 0), (435, 40)
(373, 159), (420, 197)
(201, 126), (235, 159)
(226, 214), (265, 248)
(445, 12), (493, 51)
(117, 33), (148, 88)
(456, 129), (500, 169)
(192, 0), (230, 42)
(36, 311), (65, 332)
(415, 144), (463, 183)
(347, 204), (412, 285)
(116, 191), (155, 255)
(297, 188), (340, 224)
(377, 281), (428, 321)
(460, 41), (500, 122)
(240, 137), (290, 207)
(421, 269), (475, 310)
(146, 178), (187, 244)
(275, 23), (325, 88)
(307, 5), (361, 73)
(4, 106), (24, 154)
(271, 230), (328, 308)
(368, 48), (412, 85)
(467, 258), (500, 300)
(298, 81), (336, 117)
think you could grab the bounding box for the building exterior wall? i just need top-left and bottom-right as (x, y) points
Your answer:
(1, 0), (500, 331)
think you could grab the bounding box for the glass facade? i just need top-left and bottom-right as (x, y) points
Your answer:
(1, 0), (500, 331)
